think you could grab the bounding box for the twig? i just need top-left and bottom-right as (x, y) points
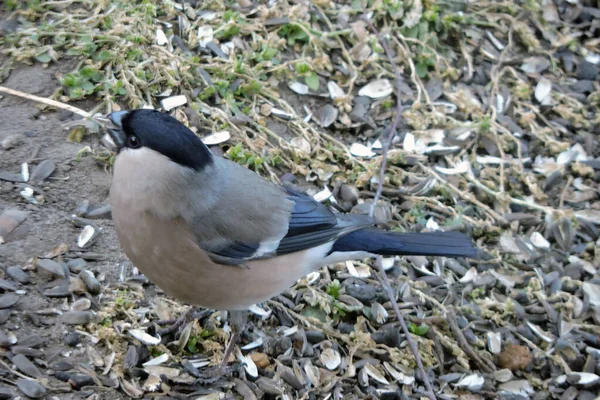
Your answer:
(374, 258), (437, 399)
(0, 85), (91, 118)
(361, 5), (403, 219)
(361, 6), (436, 399)
(446, 309), (495, 373)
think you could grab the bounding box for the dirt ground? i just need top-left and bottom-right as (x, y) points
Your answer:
(0, 60), (131, 399)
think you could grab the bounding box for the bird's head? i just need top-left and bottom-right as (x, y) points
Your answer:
(105, 109), (213, 171)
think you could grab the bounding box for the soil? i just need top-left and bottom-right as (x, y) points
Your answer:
(0, 61), (128, 399)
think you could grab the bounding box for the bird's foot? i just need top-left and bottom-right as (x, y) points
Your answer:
(156, 307), (212, 337)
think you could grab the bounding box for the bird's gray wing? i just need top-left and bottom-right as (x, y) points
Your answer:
(186, 161), (373, 265)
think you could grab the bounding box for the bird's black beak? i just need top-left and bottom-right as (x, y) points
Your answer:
(104, 110), (130, 151)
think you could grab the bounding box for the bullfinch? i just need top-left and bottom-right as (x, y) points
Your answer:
(105, 109), (478, 369)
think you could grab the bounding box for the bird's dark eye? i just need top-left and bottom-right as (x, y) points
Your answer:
(128, 135), (141, 148)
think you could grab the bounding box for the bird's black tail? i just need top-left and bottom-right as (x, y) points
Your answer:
(331, 228), (480, 258)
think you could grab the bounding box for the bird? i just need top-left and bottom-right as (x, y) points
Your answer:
(104, 109), (479, 370)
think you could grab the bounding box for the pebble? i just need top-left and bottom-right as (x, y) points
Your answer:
(67, 258), (87, 273)
(29, 160), (55, 183)
(6, 266), (30, 284)
(36, 259), (66, 278)
(263, 336), (292, 357)
(345, 280), (377, 302)
(0, 293), (19, 309)
(18, 335), (44, 348)
(86, 205), (112, 219)
(371, 324), (402, 348)
(71, 298), (91, 311)
(54, 360), (74, 371)
(61, 311), (95, 325)
(44, 284), (70, 297)
(305, 330), (326, 344)
(16, 378), (46, 398)
(577, 60), (598, 80)
(64, 332), (81, 347)
(0, 309), (10, 324)
(11, 346), (44, 358)
(79, 270), (101, 294)
(0, 329), (17, 347)
(0, 278), (18, 291)
(339, 184), (359, 205)
(1, 134), (25, 150)
(12, 354), (43, 378)
(68, 373), (95, 390)
(0, 387), (14, 399)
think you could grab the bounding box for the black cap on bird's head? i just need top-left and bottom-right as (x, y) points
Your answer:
(106, 109), (213, 171)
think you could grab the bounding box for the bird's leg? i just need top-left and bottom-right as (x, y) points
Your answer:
(218, 310), (248, 372)
(157, 306), (211, 337)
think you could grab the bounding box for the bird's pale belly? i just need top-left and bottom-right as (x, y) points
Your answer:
(112, 209), (331, 310)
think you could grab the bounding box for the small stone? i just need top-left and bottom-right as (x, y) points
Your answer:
(54, 360), (74, 371)
(0, 329), (17, 347)
(16, 378), (46, 398)
(11, 346), (44, 358)
(60, 311), (95, 325)
(71, 298), (91, 311)
(12, 354), (43, 378)
(29, 160), (55, 183)
(64, 332), (81, 347)
(58, 110), (74, 121)
(577, 61), (598, 80)
(250, 352), (270, 369)
(0, 293), (19, 309)
(263, 336), (292, 357)
(44, 284), (70, 297)
(36, 259), (66, 278)
(339, 184), (359, 205)
(0, 387), (14, 399)
(67, 258), (88, 273)
(0, 310), (10, 324)
(493, 368), (514, 383)
(68, 373), (95, 390)
(0, 279), (18, 292)
(498, 380), (534, 397)
(6, 266), (30, 284)
(1, 134), (25, 150)
(345, 280), (377, 302)
(371, 324), (402, 348)
(79, 270), (101, 294)
(305, 330), (326, 344)
(498, 343), (532, 371)
(18, 335), (44, 348)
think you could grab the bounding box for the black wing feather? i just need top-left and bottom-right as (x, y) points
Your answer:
(197, 186), (371, 263)
(283, 187), (337, 237)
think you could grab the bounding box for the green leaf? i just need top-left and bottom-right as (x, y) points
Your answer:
(69, 87), (84, 99)
(305, 72), (319, 91)
(409, 323), (430, 336)
(81, 81), (95, 91)
(62, 73), (78, 87)
(35, 53), (52, 64)
(326, 279), (342, 299)
(295, 63), (310, 74)
(415, 62), (428, 78)
(93, 50), (112, 61)
(300, 305), (328, 323)
(262, 46), (278, 61)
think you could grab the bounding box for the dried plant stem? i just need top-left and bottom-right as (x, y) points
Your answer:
(361, 6), (436, 399)
(0, 85), (91, 118)
(447, 310), (495, 373)
(374, 258), (436, 399)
